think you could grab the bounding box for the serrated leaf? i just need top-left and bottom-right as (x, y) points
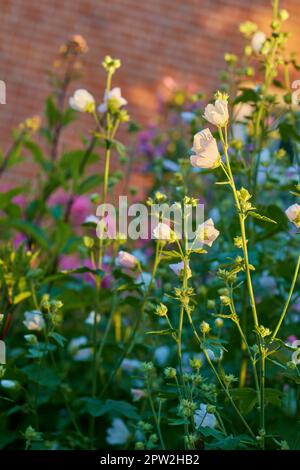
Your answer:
(48, 332), (67, 348)
(12, 220), (50, 249)
(77, 175), (103, 194)
(234, 88), (259, 104)
(248, 211), (277, 224)
(190, 248), (208, 254)
(81, 398), (140, 420)
(22, 364), (60, 389)
(230, 387), (258, 415)
(168, 418), (189, 426)
(146, 329), (176, 336)
(160, 250), (182, 262)
(264, 388), (283, 407)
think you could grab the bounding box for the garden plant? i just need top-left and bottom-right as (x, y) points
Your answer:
(0, 0), (300, 451)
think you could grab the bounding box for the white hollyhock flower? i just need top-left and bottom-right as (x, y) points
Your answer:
(106, 418), (130, 445)
(69, 89), (95, 113)
(251, 31), (266, 54)
(84, 214), (100, 224)
(169, 261), (192, 279)
(286, 203), (300, 227)
(153, 222), (175, 241)
(1, 380), (19, 390)
(194, 404), (217, 429)
(85, 311), (101, 326)
(190, 129), (220, 169)
(121, 358), (142, 372)
(204, 100), (229, 127)
(205, 348), (224, 362)
(116, 251), (138, 269)
(68, 336), (92, 362)
(196, 218), (220, 247)
(23, 311), (45, 331)
(98, 87), (127, 113)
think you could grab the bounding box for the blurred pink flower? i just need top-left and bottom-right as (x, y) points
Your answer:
(48, 188), (69, 206)
(12, 194), (27, 209)
(13, 232), (27, 249)
(70, 196), (93, 225)
(287, 335), (298, 344)
(116, 250), (138, 269)
(48, 190), (93, 225)
(59, 253), (78, 270)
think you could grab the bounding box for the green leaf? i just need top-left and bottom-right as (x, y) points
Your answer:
(264, 388), (283, 407)
(234, 88), (259, 104)
(81, 398), (105, 417)
(60, 108), (76, 127)
(248, 211), (277, 224)
(255, 204), (288, 240)
(168, 418), (189, 426)
(77, 175), (103, 194)
(114, 140), (127, 159)
(279, 121), (300, 143)
(13, 291), (32, 305)
(25, 141), (51, 172)
(44, 267), (104, 283)
(191, 248), (208, 254)
(160, 250), (182, 262)
(104, 400), (140, 420)
(22, 364), (60, 389)
(48, 332), (67, 348)
(230, 387), (258, 415)
(147, 329), (176, 336)
(81, 398), (140, 420)
(45, 96), (59, 128)
(12, 220), (50, 249)
(199, 427), (225, 439)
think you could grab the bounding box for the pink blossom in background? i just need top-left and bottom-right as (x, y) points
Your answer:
(287, 335), (298, 345)
(48, 190), (93, 226)
(13, 232), (27, 249)
(12, 194), (27, 209)
(58, 254), (111, 288)
(48, 188), (69, 207)
(59, 253), (80, 271)
(70, 196), (93, 225)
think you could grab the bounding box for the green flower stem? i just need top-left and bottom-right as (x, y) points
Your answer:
(219, 126), (259, 329)
(184, 307), (255, 438)
(272, 0), (279, 20)
(44, 328), (85, 443)
(229, 298), (260, 406)
(272, 253), (300, 341)
(219, 124), (266, 437)
(96, 292), (118, 374)
(236, 321), (260, 396)
(259, 350), (266, 449)
(98, 145), (111, 270)
(146, 374), (166, 450)
(100, 241), (162, 396)
(203, 348), (255, 439)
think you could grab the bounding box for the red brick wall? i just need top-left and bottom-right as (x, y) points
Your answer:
(1, 0), (300, 176)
